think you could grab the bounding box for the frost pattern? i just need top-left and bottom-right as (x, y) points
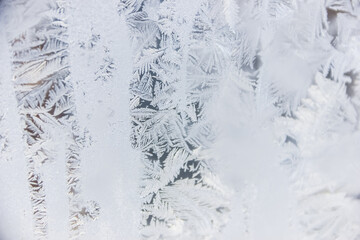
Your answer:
(0, 0), (360, 240)
(120, 0), (231, 238)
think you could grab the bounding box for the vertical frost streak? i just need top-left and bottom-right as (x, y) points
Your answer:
(8, 1), (98, 238)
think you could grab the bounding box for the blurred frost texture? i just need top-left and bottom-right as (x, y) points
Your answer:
(0, 0), (360, 239)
